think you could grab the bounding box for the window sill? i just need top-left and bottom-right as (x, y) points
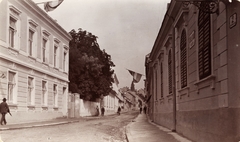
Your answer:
(53, 107), (58, 111)
(42, 106), (48, 110)
(8, 103), (18, 110)
(8, 47), (19, 56)
(54, 67), (59, 71)
(166, 94), (173, 102)
(159, 97), (164, 104)
(194, 75), (216, 94)
(178, 86), (189, 99)
(42, 61), (49, 66)
(28, 55), (36, 60)
(27, 105), (35, 110)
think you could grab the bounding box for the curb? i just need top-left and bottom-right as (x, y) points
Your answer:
(0, 120), (80, 131)
(146, 116), (192, 142)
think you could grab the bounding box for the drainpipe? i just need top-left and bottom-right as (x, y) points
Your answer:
(167, 12), (176, 132)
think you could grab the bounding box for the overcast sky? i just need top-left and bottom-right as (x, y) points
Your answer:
(35, 0), (170, 90)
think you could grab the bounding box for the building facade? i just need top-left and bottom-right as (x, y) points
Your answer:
(101, 73), (124, 113)
(145, 0), (240, 142)
(0, 0), (71, 123)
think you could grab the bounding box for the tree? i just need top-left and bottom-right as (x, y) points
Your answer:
(69, 29), (115, 101)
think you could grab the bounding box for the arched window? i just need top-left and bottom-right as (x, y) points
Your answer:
(180, 29), (187, 88)
(198, 3), (211, 80)
(168, 50), (172, 94)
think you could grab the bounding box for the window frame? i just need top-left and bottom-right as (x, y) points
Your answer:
(42, 30), (50, 63)
(180, 29), (188, 88)
(28, 29), (34, 56)
(42, 80), (48, 106)
(160, 62), (163, 98)
(8, 5), (21, 50)
(42, 38), (47, 63)
(53, 84), (58, 107)
(7, 71), (18, 104)
(197, 5), (212, 80)
(27, 76), (35, 105)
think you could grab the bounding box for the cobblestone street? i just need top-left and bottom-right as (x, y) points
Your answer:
(0, 112), (138, 142)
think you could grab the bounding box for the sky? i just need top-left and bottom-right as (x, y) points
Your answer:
(35, 0), (170, 90)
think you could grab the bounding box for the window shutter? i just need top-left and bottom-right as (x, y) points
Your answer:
(168, 50), (172, 94)
(180, 30), (187, 88)
(160, 63), (163, 98)
(198, 5), (211, 80)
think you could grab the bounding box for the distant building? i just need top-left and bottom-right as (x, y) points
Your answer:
(145, 1), (240, 142)
(101, 73), (124, 113)
(0, 0), (71, 123)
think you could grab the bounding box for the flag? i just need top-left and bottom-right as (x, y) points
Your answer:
(44, 0), (64, 12)
(127, 69), (142, 83)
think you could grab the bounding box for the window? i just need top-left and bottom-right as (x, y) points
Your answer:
(42, 81), (47, 105)
(28, 20), (38, 57)
(28, 30), (34, 56)
(160, 63), (163, 98)
(9, 17), (16, 48)
(155, 66), (158, 100)
(198, 3), (212, 80)
(28, 77), (34, 105)
(8, 71), (16, 103)
(9, 5), (21, 49)
(168, 50), (172, 94)
(54, 46), (58, 67)
(63, 52), (67, 72)
(53, 84), (58, 107)
(42, 30), (50, 63)
(42, 39), (47, 62)
(180, 29), (187, 88)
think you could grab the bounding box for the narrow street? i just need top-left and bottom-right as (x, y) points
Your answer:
(0, 111), (138, 142)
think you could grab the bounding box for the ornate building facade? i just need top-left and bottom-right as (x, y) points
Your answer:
(0, 0), (71, 123)
(145, 0), (240, 142)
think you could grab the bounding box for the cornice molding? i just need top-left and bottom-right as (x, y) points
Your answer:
(19, 0), (72, 41)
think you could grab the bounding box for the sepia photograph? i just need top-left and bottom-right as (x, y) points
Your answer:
(0, 0), (239, 142)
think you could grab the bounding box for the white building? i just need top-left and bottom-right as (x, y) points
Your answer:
(102, 73), (124, 113)
(0, 0), (71, 123)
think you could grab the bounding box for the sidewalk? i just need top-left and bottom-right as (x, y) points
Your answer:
(0, 117), (84, 131)
(126, 114), (192, 142)
(0, 111), (123, 131)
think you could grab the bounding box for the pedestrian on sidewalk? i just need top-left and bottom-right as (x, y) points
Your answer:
(117, 106), (121, 115)
(96, 106), (100, 116)
(101, 106), (105, 116)
(143, 106), (147, 114)
(139, 107), (142, 114)
(0, 98), (10, 125)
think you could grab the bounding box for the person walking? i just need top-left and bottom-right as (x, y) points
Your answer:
(117, 106), (121, 115)
(139, 107), (142, 114)
(0, 98), (10, 125)
(143, 106), (147, 114)
(96, 106), (100, 116)
(101, 106), (105, 116)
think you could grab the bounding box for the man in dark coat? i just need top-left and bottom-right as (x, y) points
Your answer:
(0, 98), (9, 125)
(101, 106), (105, 116)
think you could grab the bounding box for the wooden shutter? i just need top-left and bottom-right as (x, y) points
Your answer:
(168, 50), (172, 94)
(180, 30), (187, 88)
(160, 63), (163, 98)
(198, 4), (211, 80)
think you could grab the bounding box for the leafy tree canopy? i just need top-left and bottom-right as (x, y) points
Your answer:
(69, 28), (115, 101)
